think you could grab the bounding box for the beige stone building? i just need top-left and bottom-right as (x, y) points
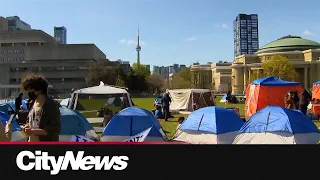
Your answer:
(0, 30), (107, 98)
(190, 62), (232, 92)
(231, 35), (320, 94)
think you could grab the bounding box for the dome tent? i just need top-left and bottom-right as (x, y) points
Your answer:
(245, 76), (302, 119)
(59, 107), (99, 141)
(0, 112), (27, 141)
(233, 105), (319, 144)
(172, 106), (244, 144)
(101, 107), (167, 142)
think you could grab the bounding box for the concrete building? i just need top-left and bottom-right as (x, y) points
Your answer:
(233, 14), (259, 57)
(54, 26), (67, 44)
(116, 59), (131, 73)
(190, 62), (232, 92)
(0, 17), (8, 31)
(0, 30), (107, 98)
(6, 16), (32, 31)
(231, 35), (320, 94)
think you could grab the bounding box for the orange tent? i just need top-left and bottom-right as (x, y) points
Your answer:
(312, 81), (320, 100)
(245, 76), (302, 119)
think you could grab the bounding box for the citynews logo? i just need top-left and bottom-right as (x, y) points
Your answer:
(16, 151), (129, 175)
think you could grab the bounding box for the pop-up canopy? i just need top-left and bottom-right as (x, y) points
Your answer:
(68, 81), (133, 110)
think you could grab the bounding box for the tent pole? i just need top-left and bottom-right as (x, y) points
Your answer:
(265, 112), (271, 134)
(74, 93), (79, 110)
(197, 114), (205, 131)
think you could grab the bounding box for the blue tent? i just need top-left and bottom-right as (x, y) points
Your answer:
(179, 106), (244, 134)
(173, 106), (244, 144)
(0, 112), (22, 132)
(101, 107), (166, 141)
(313, 81), (320, 85)
(0, 103), (12, 114)
(251, 76), (301, 86)
(59, 107), (95, 136)
(239, 105), (318, 134)
(0, 111), (27, 141)
(8, 100), (28, 112)
(234, 105), (319, 144)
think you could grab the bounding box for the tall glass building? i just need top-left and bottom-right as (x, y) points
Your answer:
(54, 26), (67, 44)
(233, 14), (259, 57)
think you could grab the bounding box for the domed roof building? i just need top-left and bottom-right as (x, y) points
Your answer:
(231, 35), (320, 94)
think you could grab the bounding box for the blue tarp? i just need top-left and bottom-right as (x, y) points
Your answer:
(238, 105), (319, 134)
(0, 112), (22, 132)
(179, 106), (244, 134)
(59, 107), (94, 135)
(102, 107), (164, 137)
(251, 76), (301, 86)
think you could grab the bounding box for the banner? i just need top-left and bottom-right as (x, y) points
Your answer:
(123, 126), (152, 142)
(70, 135), (94, 142)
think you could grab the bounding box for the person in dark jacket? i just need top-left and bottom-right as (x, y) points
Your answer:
(21, 75), (61, 142)
(162, 90), (171, 121)
(291, 91), (300, 110)
(15, 93), (23, 113)
(300, 89), (312, 115)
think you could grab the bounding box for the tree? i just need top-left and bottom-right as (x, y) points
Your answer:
(115, 75), (126, 88)
(86, 60), (124, 87)
(131, 63), (150, 77)
(147, 73), (166, 93)
(249, 70), (260, 83)
(170, 68), (192, 89)
(262, 55), (298, 81)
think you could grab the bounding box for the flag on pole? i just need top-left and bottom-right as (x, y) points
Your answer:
(70, 135), (94, 142)
(123, 126), (153, 142)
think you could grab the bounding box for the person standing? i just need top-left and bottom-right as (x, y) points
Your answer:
(300, 89), (312, 115)
(284, 92), (294, 109)
(15, 93), (23, 113)
(21, 75), (61, 142)
(162, 90), (171, 121)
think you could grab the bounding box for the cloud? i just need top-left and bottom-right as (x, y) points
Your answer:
(215, 24), (228, 28)
(303, 30), (312, 35)
(186, 36), (197, 41)
(119, 38), (146, 46)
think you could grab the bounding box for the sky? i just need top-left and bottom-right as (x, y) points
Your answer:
(1, 0), (320, 68)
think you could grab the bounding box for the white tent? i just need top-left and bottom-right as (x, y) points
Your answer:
(68, 81), (133, 110)
(168, 89), (215, 112)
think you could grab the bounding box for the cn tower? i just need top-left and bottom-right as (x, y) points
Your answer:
(136, 25), (141, 64)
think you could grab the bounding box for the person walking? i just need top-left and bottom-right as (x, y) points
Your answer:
(20, 75), (61, 142)
(162, 90), (171, 121)
(300, 89), (312, 115)
(15, 93), (23, 113)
